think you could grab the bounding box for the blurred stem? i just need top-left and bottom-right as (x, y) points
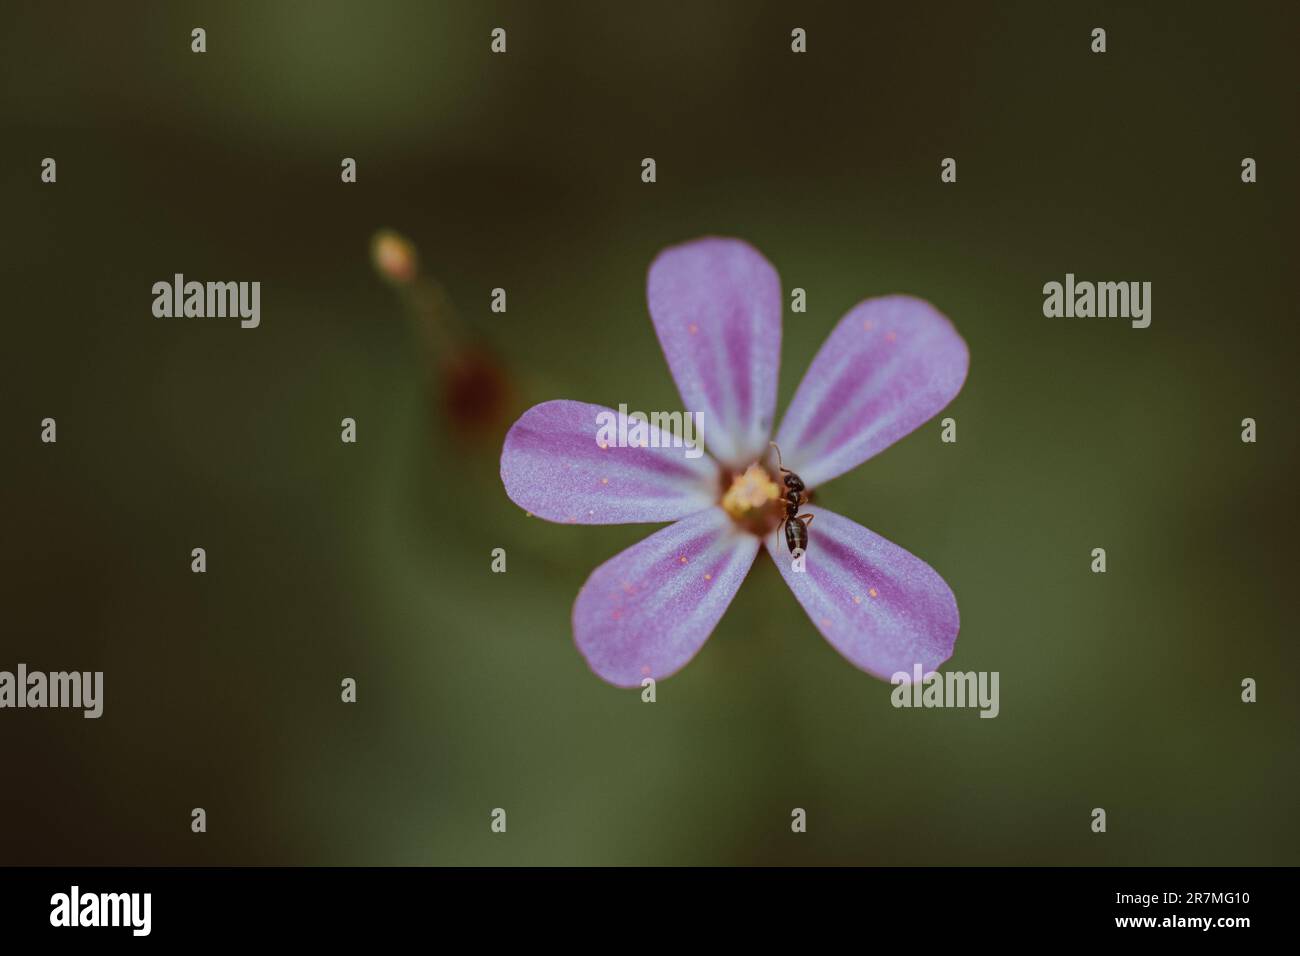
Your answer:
(400, 274), (461, 363)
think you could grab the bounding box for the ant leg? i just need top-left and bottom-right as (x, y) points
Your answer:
(799, 513), (814, 527)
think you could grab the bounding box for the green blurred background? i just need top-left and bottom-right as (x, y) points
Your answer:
(2, 1), (1297, 865)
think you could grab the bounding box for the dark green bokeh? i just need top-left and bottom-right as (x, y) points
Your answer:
(2, 1), (1296, 865)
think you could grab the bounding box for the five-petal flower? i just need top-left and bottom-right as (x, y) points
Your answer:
(501, 237), (969, 687)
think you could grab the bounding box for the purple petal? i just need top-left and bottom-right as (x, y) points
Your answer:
(501, 400), (718, 524)
(773, 296), (968, 488)
(647, 237), (782, 469)
(574, 507), (760, 687)
(765, 506), (959, 680)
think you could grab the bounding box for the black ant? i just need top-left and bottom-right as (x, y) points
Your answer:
(770, 442), (813, 554)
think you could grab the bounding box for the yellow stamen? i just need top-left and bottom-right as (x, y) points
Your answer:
(721, 463), (781, 520)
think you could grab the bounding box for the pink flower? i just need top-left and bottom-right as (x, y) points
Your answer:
(500, 238), (969, 686)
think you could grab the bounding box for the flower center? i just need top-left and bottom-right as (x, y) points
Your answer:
(720, 463), (784, 535)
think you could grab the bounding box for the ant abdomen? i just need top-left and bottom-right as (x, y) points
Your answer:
(785, 514), (808, 554)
